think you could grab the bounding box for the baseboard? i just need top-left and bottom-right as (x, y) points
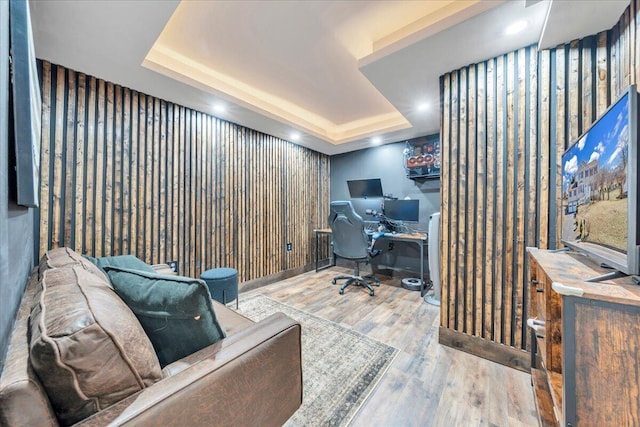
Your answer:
(438, 327), (530, 373)
(239, 263), (315, 293)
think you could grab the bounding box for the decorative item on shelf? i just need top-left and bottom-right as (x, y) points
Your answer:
(403, 135), (440, 180)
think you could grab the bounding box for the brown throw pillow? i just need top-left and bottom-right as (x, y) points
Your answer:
(29, 265), (162, 426)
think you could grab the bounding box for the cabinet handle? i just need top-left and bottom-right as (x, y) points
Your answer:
(536, 287), (544, 293)
(531, 279), (539, 285)
(527, 318), (546, 339)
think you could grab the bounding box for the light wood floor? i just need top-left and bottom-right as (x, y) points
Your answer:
(241, 266), (538, 427)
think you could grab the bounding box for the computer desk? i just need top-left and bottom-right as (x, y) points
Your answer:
(313, 228), (429, 295)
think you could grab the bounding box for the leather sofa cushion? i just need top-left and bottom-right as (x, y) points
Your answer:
(29, 265), (162, 426)
(39, 246), (110, 284)
(104, 267), (227, 367)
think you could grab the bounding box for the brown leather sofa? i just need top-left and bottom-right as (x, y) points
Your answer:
(0, 248), (302, 426)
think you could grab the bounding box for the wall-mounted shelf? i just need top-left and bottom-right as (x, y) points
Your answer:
(403, 135), (440, 180)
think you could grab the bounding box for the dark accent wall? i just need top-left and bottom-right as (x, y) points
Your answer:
(330, 141), (440, 230)
(0, 0), (36, 372)
(330, 141), (440, 274)
(36, 61), (330, 282)
(440, 1), (638, 366)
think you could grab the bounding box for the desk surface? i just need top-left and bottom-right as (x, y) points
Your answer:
(314, 228), (427, 241)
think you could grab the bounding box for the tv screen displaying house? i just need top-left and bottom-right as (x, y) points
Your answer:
(561, 91), (629, 253)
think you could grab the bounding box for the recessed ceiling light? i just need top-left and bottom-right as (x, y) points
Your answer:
(505, 20), (527, 36)
(213, 103), (226, 113)
(417, 102), (429, 111)
(372, 136), (382, 145)
(291, 132), (301, 141)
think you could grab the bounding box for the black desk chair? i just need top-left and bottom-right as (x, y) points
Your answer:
(328, 201), (380, 296)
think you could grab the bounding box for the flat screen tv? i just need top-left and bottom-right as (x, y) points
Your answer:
(347, 178), (384, 198)
(560, 85), (640, 278)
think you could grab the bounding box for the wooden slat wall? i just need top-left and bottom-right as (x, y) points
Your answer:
(37, 61), (330, 281)
(440, 1), (638, 355)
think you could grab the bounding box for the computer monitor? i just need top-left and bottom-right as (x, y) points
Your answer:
(347, 178), (384, 198)
(384, 199), (420, 222)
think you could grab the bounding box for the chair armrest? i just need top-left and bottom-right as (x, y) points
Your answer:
(76, 313), (302, 427)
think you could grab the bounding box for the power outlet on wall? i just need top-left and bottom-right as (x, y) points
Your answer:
(286, 243), (292, 252)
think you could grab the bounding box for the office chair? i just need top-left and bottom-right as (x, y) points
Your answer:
(328, 201), (381, 296)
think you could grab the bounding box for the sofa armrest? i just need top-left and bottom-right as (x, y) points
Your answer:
(76, 313), (302, 427)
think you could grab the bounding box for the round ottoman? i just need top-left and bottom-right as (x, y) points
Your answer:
(200, 267), (239, 308)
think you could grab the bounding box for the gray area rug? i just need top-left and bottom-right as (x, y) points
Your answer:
(237, 294), (399, 427)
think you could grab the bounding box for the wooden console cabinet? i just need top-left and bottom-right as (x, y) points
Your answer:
(527, 248), (640, 427)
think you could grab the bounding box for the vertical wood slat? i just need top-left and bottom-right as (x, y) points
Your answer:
(475, 62), (487, 339)
(159, 100), (167, 265)
(539, 50), (551, 250)
(525, 47), (538, 347)
(457, 67), (467, 333)
(440, 73), (450, 330)
(39, 61), (52, 257)
(74, 73), (85, 253)
(554, 46), (566, 249)
(467, 64), (480, 338)
(85, 76), (96, 256)
(582, 38), (594, 132)
(113, 85), (122, 256)
(484, 58), (495, 341)
(494, 54), (505, 345)
(37, 61), (329, 281)
(448, 70), (459, 330)
(504, 51), (515, 346)
(569, 40), (581, 143)
(596, 32), (609, 116)
(64, 69), (75, 248)
(104, 82), (114, 256)
(52, 68), (65, 249)
(95, 80), (105, 255)
(151, 98), (159, 264)
(514, 48), (527, 349)
(122, 88), (131, 254)
(129, 91), (138, 258)
(136, 94), (146, 259)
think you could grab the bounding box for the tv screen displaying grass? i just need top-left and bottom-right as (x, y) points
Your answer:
(560, 86), (640, 276)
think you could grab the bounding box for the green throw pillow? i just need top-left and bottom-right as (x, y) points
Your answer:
(84, 254), (157, 274)
(103, 266), (227, 366)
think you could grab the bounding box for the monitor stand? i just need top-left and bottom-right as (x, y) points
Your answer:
(585, 270), (628, 283)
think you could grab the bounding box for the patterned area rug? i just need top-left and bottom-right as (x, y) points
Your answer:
(237, 294), (399, 427)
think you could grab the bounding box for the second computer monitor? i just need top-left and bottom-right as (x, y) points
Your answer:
(384, 199), (420, 222)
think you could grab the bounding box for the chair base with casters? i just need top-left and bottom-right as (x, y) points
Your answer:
(331, 260), (380, 296)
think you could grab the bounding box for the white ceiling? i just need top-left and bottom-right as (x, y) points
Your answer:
(29, 0), (629, 155)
